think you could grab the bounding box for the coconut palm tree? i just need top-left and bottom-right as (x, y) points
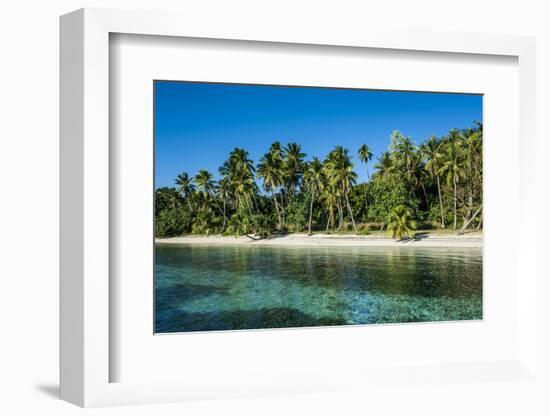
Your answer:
(374, 151), (395, 180)
(219, 148), (258, 217)
(358, 144), (373, 180)
(386, 205), (417, 241)
(392, 133), (421, 198)
(217, 176), (231, 231)
(283, 142), (306, 197)
(194, 169), (215, 200)
(462, 129), (483, 226)
(320, 184), (338, 233)
(195, 169), (226, 221)
(174, 172), (195, 211)
(257, 151), (284, 228)
(439, 140), (465, 230)
(422, 136), (445, 227)
(304, 157), (324, 235)
(358, 144), (373, 218)
(324, 146), (359, 234)
(267, 141), (287, 219)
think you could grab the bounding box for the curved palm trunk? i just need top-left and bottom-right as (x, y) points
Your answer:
(221, 198), (227, 231)
(337, 200), (343, 231)
(207, 190), (227, 222)
(344, 189), (359, 234)
(363, 184), (368, 220)
(459, 205), (482, 234)
(271, 190), (282, 228)
(307, 190), (315, 235)
(436, 175), (445, 228)
(245, 197), (253, 217)
(278, 192), (286, 228)
(326, 209), (333, 233)
(252, 193), (260, 214)
(453, 175), (458, 230)
(419, 180), (429, 209)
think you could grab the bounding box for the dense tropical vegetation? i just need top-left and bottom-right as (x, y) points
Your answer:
(155, 123), (483, 240)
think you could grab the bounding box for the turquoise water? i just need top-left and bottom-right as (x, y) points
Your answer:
(155, 243), (482, 333)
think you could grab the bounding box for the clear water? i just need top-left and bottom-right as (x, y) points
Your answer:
(155, 243), (482, 333)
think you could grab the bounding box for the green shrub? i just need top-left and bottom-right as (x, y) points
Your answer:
(155, 207), (192, 237)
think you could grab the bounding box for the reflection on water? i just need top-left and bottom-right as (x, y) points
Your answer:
(155, 243), (482, 333)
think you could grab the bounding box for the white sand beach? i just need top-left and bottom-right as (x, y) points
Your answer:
(156, 232), (482, 248)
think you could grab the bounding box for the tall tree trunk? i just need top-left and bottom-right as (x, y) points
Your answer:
(252, 193), (260, 213)
(453, 175), (458, 230)
(363, 185), (369, 222)
(326, 209), (333, 233)
(419, 180), (429, 209)
(308, 190), (315, 235)
(278, 192), (286, 228)
(436, 175), (445, 228)
(337, 200), (343, 231)
(344, 189), (358, 234)
(187, 198), (193, 213)
(210, 193), (227, 224)
(221, 198), (227, 231)
(271, 190), (282, 229)
(246, 198), (253, 217)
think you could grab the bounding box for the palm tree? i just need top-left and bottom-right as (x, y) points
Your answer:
(358, 144), (373, 180)
(195, 169), (226, 221)
(217, 176), (231, 231)
(320, 184), (338, 233)
(374, 151), (395, 180)
(283, 142), (306, 197)
(257, 152), (284, 228)
(462, 129), (483, 226)
(324, 146), (359, 234)
(358, 144), (373, 219)
(439, 140), (465, 230)
(304, 157), (324, 235)
(422, 136), (445, 228)
(392, 132), (421, 199)
(386, 205), (417, 241)
(174, 172), (195, 211)
(268, 141), (287, 221)
(194, 169), (215, 200)
(219, 148), (258, 217)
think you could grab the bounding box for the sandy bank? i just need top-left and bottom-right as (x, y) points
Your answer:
(156, 232), (482, 248)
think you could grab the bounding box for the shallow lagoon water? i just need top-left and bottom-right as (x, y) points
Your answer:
(155, 243), (482, 333)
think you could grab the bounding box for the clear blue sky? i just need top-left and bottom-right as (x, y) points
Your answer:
(155, 81), (482, 189)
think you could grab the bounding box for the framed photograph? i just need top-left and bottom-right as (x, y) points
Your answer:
(153, 80), (484, 334)
(60, 8), (538, 407)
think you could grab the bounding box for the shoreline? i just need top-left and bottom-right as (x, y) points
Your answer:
(156, 232), (483, 248)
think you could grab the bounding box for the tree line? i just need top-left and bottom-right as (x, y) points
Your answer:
(155, 122), (482, 240)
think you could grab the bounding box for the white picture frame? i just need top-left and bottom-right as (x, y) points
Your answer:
(60, 7), (537, 407)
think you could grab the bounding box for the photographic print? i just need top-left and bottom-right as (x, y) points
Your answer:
(154, 81), (483, 333)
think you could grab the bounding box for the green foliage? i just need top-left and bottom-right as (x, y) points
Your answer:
(155, 207), (192, 237)
(155, 122), (483, 237)
(155, 187), (184, 215)
(191, 206), (218, 236)
(367, 180), (414, 222)
(252, 214), (276, 238)
(386, 205), (417, 241)
(285, 196), (309, 232)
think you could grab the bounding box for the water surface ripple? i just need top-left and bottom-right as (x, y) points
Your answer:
(155, 243), (482, 333)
